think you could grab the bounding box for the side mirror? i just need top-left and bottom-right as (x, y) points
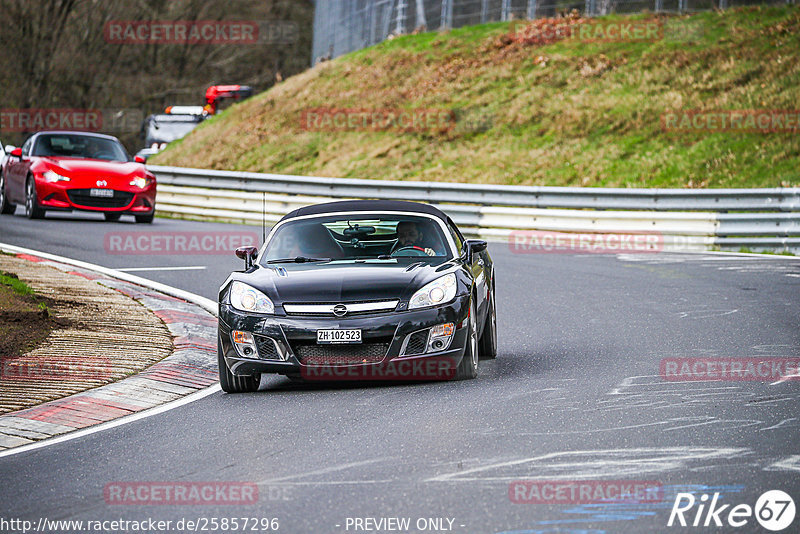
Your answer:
(469, 240), (488, 253)
(235, 246), (259, 269)
(461, 239), (488, 263)
(134, 155), (146, 163)
(10, 147), (22, 158)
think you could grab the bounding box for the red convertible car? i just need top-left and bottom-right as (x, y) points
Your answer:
(0, 131), (156, 223)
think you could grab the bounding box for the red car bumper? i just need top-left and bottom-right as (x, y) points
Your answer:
(36, 181), (156, 214)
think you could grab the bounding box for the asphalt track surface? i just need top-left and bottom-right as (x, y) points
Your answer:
(1, 210), (799, 534)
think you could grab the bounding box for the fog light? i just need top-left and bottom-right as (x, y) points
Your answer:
(427, 322), (455, 353)
(232, 330), (258, 358)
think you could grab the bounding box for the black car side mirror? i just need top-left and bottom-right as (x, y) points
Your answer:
(462, 239), (488, 263)
(235, 246), (258, 269)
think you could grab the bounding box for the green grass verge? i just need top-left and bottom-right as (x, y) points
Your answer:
(153, 6), (800, 189)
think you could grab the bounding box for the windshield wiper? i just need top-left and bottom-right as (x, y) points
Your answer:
(266, 257), (330, 264)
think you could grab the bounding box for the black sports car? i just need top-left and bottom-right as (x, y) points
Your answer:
(217, 200), (496, 392)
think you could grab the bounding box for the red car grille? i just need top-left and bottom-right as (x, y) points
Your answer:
(67, 189), (134, 209)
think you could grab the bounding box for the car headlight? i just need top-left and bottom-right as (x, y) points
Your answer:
(43, 170), (70, 183)
(409, 273), (457, 310)
(129, 177), (152, 188)
(229, 281), (274, 314)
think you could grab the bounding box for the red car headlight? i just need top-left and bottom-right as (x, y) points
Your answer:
(43, 170), (71, 183)
(129, 176), (153, 189)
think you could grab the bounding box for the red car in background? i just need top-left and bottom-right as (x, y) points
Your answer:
(0, 131), (156, 223)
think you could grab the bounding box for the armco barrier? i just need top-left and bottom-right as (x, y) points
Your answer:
(149, 165), (800, 253)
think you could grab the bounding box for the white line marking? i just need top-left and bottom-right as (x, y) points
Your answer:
(770, 369), (800, 385)
(425, 447), (748, 482)
(664, 419), (762, 432)
(261, 480), (394, 486)
(0, 385), (221, 460)
(766, 455), (800, 472)
(0, 243), (216, 313)
(257, 458), (393, 484)
(759, 418), (797, 432)
(117, 266), (207, 272)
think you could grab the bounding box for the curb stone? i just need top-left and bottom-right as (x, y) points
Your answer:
(0, 253), (218, 450)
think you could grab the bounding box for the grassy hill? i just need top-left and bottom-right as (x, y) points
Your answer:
(153, 6), (800, 189)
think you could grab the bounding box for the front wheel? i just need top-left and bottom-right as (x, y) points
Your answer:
(135, 212), (155, 224)
(25, 178), (45, 219)
(218, 339), (260, 393)
(455, 299), (479, 380)
(0, 174), (15, 214)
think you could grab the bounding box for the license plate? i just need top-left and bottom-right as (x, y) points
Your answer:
(90, 188), (114, 198)
(317, 329), (362, 344)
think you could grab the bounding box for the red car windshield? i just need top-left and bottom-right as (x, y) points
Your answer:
(31, 133), (129, 162)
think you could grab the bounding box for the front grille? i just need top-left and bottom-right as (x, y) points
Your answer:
(254, 335), (279, 360)
(67, 189), (134, 209)
(404, 330), (429, 356)
(296, 343), (389, 366)
(284, 299), (399, 317)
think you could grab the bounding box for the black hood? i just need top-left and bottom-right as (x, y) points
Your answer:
(236, 260), (458, 304)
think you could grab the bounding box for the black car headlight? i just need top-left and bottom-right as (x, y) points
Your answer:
(409, 273), (457, 310)
(230, 281), (274, 314)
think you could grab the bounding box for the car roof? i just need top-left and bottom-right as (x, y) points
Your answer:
(30, 131), (120, 141)
(145, 114), (203, 122)
(279, 200), (451, 223)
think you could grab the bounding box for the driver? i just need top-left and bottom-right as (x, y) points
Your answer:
(393, 221), (436, 256)
(85, 138), (103, 159)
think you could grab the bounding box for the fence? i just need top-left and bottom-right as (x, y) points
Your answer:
(149, 165), (800, 253)
(311, 0), (793, 63)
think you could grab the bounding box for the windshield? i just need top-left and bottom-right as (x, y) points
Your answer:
(144, 116), (201, 144)
(31, 133), (129, 161)
(261, 214), (452, 264)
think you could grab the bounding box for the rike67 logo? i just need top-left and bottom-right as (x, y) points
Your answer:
(668, 490), (795, 531)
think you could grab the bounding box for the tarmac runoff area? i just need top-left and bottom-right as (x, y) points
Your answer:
(0, 252), (218, 451)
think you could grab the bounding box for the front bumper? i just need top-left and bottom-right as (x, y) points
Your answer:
(36, 181), (156, 214)
(218, 294), (470, 380)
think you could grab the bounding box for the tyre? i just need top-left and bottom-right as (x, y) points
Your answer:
(218, 339), (260, 393)
(135, 212), (154, 224)
(478, 283), (497, 359)
(455, 298), (478, 380)
(0, 173), (15, 215)
(104, 213), (122, 222)
(25, 177), (45, 219)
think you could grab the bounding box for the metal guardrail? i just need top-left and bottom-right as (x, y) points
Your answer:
(149, 165), (800, 253)
(150, 165), (800, 212)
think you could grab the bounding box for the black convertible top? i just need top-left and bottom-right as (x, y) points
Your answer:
(279, 200), (450, 223)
